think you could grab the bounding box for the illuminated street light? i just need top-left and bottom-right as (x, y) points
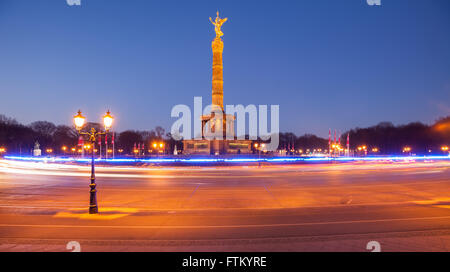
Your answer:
(442, 146), (449, 156)
(73, 110), (114, 214)
(254, 142), (265, 167)
(103, 110), (113, 131)
(357, 145), (367, 156)
(0, 147), (6, 156)
(149, 142), (165, 155)
(73, 110), (86, 130)
(46, 148), (53, 154)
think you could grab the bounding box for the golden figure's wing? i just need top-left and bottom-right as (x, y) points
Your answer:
(220, 18), (228, 25)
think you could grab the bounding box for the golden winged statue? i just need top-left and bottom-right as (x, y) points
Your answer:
(209, 11), (228, 38)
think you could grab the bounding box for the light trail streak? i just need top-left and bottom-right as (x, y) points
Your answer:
(3, 155), (450, 164)
(1, 215), (450, 229)
(0, 157), (449, 180)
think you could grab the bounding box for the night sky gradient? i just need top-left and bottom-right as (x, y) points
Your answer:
(0, 0), (449, 137)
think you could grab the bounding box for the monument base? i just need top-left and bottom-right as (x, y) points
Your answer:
(183, 139), (252, 155)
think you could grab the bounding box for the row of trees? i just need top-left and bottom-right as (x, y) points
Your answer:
(346, 118), (450, 154)
(277, 117), (450, 155)
(0, 115), (78, 155)
(0, 114), (178, 155)
(1, 114), (449, 155)
(112, 128), (180, 154)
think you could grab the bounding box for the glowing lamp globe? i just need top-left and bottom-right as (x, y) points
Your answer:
(73, 110), (86, 130)
(103, 110), (114, 131)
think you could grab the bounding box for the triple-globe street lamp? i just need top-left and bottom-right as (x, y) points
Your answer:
(73, 110), (114, 214)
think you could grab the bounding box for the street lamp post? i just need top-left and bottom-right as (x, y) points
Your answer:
(254, 143), (261, 167)
(403, 146), (412, 156)
(254, 143), (265, 167)
(73, 110), (114, 214)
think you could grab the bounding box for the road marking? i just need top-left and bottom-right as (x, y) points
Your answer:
(263, 184), (284, 208)
(53, 212), (130, 220)
(0, 197), (449, 211)
(1, 215), (450, 229)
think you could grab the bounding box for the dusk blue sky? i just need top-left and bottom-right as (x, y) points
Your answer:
(0, 0), (449, 137)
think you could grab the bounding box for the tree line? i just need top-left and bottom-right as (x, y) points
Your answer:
(0, 114), (177, 155)
(278, 117), (450, 155)
(0, 114), (449, 155)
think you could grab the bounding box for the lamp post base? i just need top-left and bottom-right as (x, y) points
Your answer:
(89, 182), (98, 214)
(89, 206), (98, 214)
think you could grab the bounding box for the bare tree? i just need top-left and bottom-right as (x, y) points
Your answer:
(155, 126), (165, 139)
(0, 114), (19, 125)
(29, 121), (57, 137)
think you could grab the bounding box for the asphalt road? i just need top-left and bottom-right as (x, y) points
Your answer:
(1, 159), (450, 252)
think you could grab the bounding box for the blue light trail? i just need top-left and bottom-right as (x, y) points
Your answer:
(3, 155), (450, 165)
